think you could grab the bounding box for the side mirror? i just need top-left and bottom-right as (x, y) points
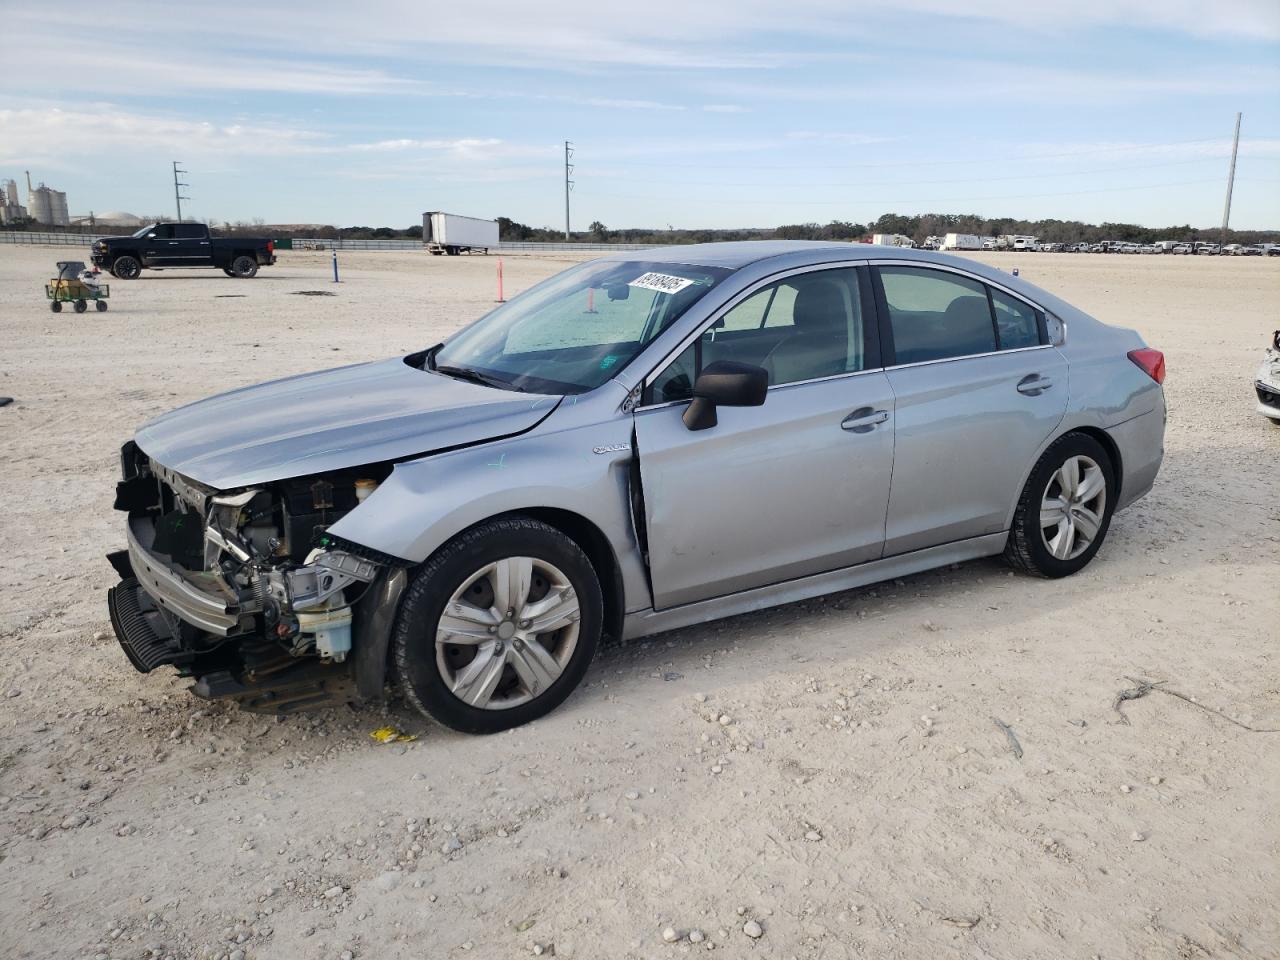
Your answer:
(683, 361), (768, 431)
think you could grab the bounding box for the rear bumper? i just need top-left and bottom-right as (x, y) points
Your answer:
(1109, 405), (1165, 511)
(125, 514), (242, 635)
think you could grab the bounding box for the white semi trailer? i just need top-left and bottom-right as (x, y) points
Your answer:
(422, 212), (499, 255)
(871, 233), (914, 247)
(940, 233), (982, 251)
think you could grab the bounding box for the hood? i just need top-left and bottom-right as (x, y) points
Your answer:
(134, 356), (560, 489)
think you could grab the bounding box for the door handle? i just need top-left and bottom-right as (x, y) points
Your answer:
(841, 407), (889, 432)
(1016, 374), (1054, 395)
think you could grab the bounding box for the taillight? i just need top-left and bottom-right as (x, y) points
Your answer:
(267, 239), (274, 254)
(1128, 348), (1165, 384)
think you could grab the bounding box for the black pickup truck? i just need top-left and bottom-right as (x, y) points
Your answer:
(91, 223), (276, 279)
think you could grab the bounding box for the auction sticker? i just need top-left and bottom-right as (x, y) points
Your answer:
(629, 272), (695, 295)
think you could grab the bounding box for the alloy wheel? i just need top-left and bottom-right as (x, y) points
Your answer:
(1039, 454), (1107, 561)
(435, 556), (581, 710)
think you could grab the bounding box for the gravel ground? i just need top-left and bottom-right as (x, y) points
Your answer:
(0, 244), (1277, 960)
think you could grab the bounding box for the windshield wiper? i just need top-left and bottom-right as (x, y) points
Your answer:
(434, 363), (521, 391)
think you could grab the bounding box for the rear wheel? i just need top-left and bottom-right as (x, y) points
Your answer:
(74, 299), (87, 313)
(111, 256), (141, 280)
(95, 300), (108, 312)
(393, 517), (602, 733)
(1005, 433), (1116, 578)
(230, 255), (258, 278)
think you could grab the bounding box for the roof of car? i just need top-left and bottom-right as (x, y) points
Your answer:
(597, 239), (1034, 271)
(598, 240), (875, 269)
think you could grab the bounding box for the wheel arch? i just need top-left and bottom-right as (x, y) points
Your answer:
(504, 507), (626, 644)
(355, 506), (626, 705)
(1002, 421), (1125, 531)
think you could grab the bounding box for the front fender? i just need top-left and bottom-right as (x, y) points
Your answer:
(327, 393), (648, 610)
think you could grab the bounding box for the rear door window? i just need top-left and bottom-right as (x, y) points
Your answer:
(878, 267), (996, 364)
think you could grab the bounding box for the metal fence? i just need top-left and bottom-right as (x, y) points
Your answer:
(0, 231), (97, 247)
(0, 231), (658, 254)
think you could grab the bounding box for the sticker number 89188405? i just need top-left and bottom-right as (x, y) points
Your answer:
(628, 272), (695, 295)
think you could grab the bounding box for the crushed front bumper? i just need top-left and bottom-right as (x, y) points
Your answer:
(125, 513), (246, 635)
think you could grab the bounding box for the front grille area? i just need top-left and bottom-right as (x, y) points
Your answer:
(108, 577), (194, 673)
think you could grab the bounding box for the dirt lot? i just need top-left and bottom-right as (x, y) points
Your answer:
(1, 243), (1277, 960)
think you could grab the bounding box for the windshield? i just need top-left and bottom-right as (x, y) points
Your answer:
(433, 259), (732, 394)
(131, 225), (155, 238)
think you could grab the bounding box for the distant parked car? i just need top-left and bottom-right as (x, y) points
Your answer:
(1172, 243), (1194, 255)
(105, 242), (1167, 731)
(1194, 242), (1220, 256)
(1242, 245), (1264, 256)
(1222, 244), (1246, 256)
(1265, 244), (1280, 257)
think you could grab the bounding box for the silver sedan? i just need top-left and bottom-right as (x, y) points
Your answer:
(107, 242), (1166, 732)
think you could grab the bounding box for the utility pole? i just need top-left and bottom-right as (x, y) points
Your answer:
(1220, 112), (1241, 245)
(172, 161), (190, 222)
(564, 140), (574, 241)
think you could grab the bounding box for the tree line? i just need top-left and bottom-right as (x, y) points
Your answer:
(6, 213), (1275, 244)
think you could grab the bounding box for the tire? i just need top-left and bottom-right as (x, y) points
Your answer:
(446, 245), (459, 256)
(230, 255), (258, 278)
(50, 301), (62, 313)
(74, 299), (87, 313)
(393, 516), (603, 734)
(223, 268), (236, 277)
(96, 300), (108, 312)
(111, 256), (141, 280)
(1005, 432), (1116, 578)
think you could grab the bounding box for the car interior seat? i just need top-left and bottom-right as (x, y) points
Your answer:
(762, 278), (851, 385)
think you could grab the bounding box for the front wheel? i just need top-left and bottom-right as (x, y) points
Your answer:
(95, 300), (108, 312)
(229, 255), (258, 278)
(111, 256), (141, 280)
(393, 517), (603, 733)
(50, 300), (62, 313)
(1005, 433), (1116, 578)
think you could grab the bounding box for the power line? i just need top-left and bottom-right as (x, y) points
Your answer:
(172, 161), (189, 222)
(605, 135), (1232, 170)
(578, 176), (1226, 208)
(564, 140), (574, 240)
(600, 156), (1227, 190)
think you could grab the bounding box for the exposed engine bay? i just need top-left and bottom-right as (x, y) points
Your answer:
(108, 441), (396, 712)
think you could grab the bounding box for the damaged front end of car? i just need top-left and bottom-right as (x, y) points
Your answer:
(106, 441), (404, 713)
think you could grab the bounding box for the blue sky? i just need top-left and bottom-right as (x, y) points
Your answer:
(3, 1), (1278, 230)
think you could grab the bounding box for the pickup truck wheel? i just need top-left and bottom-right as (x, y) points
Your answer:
(230, 256), (258, 278)
(393, 516), (603, 734)
(111, 256), (141, 280)
(222, 268), (236, 277)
